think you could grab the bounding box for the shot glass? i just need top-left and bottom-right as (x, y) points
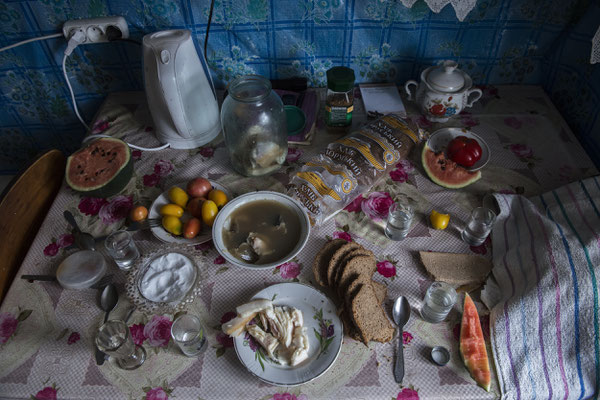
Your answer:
(461, 207), (496, 247)
(421, 281), (457, 323)
(171, 314), (207, 357)
(96, 320), (146, 370)
(384, 201), (413, 241)
(105, 230), (140, 270)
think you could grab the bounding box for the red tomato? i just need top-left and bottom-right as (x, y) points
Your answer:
(186, 178), (212, 198)
(183, 218), (202, 239)
(187, 197), (206, 218)
(446, 136), (482, 167)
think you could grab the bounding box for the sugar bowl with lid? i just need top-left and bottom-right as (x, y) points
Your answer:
(404, 60), (482, 122)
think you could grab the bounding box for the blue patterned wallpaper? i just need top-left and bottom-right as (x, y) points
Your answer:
(0, 0), (598, 173)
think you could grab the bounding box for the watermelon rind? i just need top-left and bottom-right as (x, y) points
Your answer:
(459, 293), (491, 392)
(421, 144), (481, 189)
(65, 137), (132, 198)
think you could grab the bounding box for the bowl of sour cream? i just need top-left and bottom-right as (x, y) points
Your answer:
(127, 247), (203, 313)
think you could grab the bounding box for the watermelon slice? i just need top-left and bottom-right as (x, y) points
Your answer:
(459, 293), (491, 391)
(65, 137), (132, 198)
(421, 144), (481, 189)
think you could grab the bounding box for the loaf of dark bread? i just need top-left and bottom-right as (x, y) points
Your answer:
(312, 239), (346, 287)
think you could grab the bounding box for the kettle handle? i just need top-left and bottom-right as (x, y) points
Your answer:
(155, 49), (192, 139)
(404, 80), (418, 101)
(466, 88), (483, 108)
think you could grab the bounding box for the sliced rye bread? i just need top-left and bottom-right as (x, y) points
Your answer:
(336, 254), (377, 298)
(341, 280), (387, 340)
(312, 239), (346, 287)
(326, 241), (361, 286)
(418, 251), (492, 288)
(332, 247), (374, 289)
(350, 283), (395, 344)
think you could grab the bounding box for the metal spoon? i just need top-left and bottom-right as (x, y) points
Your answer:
(392, 296), (411, 384)
(64, 210), (96, 250)
(96, 284), (118, 365)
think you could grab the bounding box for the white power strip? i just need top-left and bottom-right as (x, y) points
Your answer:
(62, 16), (129, 43)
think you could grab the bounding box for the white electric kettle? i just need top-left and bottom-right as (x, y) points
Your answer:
(143, 30), (220, 149)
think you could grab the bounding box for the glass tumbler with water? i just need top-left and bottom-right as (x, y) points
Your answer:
(385, 202), (413, 241)
(421, 282), (457, 323)
(105, 230), (140, 270)
(171, 314), (207, 357)
(461, 207), (496, 247)
(96, 320), (146, 369)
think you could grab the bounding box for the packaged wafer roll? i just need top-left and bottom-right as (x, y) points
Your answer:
(287, 113), (422, 225)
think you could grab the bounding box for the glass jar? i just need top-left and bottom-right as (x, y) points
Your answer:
(221, 75), (288, 176)
(325, 66), (355, 134)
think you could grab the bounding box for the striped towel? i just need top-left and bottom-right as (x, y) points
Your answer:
(490, 176), (600, 400)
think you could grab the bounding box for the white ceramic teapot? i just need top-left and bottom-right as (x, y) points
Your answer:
(404, 60), (482, 122)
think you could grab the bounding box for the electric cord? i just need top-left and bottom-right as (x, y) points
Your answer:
(82, 134), (171, 151)
(62, 29), (89, 130)
(0, 32), (62, 53)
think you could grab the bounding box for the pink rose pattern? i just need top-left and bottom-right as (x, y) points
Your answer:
(214, 256), (226, 264)
(286, 147), (303, 163)
(131, 149), (142, 160)
(279, 261), (301, 279)
(130, 323), (146, 346)
(92, 120), (109, 133)
(403, 331), (413, 345)
(144, 160), (174, 187)
(145, 387), (169, 400)
(56, 234), (74, 248)
(143, 173), (161, 187)
(67, 332), (80, 345)
(272, 394), (308, 400)
(143, 315), (172, 347)
(198, 147), (215, 158)
(216, 332), (233, 348)
(397, 387), (419, 400)
(344, 195), (364, 213)
(34, 386), (58, 400)
(504, 116), (523, 129)
(98, 195), (133, 224)
(78, 197), (108, 216)
(510, 143), (533, 158)
(470, 236), (491, 255)
(390, 159), (413, 183)
(0, 312), (18, 344)
(43, 242), (59, 257)
(376, 260), (396, 278)
(332, 231), (352, 242)
(361, 191), (394, 222)
(220, 312), (236, 324)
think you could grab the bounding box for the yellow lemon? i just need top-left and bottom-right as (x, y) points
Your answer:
(160, 203), (184, 217)
(208, 189), (228, 209)
(430, 210), (450, 230)
(201, 200), (219, 227)
(162, 216), (183, 236)
(168, 186), (189, 207)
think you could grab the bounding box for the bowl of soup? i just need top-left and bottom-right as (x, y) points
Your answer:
(212, 191), (311, 269)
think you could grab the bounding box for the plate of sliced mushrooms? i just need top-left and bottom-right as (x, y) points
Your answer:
(225, 283), (343, 386)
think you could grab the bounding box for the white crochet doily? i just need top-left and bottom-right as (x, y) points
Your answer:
(592, 25), (600, 64)
(401, 0), (477, 21)
(125, 245), (208, 314)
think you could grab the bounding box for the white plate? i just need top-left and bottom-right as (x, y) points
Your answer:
(233, 283), (343, 386)
(148, 181), (232, 245)
(427, 127), (490, 171)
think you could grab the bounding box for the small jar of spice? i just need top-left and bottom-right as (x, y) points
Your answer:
(325, 66), (355, 134)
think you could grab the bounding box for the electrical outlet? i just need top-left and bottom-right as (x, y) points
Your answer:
(62, 16), (128, 43)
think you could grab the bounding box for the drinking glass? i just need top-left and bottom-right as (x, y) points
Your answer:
(105, 230), (140, 270)
(461, 207), (496, 247)
(171, 314), (207, 357)
(96, 320), (146, 369)
(384, 202), (413, 241)
(421, 281), (457, 323)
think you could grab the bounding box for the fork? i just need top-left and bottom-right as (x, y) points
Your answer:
(95, 219), (162, 244)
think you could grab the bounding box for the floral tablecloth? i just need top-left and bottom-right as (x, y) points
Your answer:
(0, 86), (597, 400)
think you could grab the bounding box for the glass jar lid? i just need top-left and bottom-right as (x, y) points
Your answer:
(426, 60), (465, 92)
(326, 66), (355, 92)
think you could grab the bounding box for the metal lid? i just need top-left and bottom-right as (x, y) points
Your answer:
(284, 105), (306, 136)
(431, 346), (451, 366)
(426, 61), (465, 92)
(56, 250), (107, 290)
(326, 67), (355, 92)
